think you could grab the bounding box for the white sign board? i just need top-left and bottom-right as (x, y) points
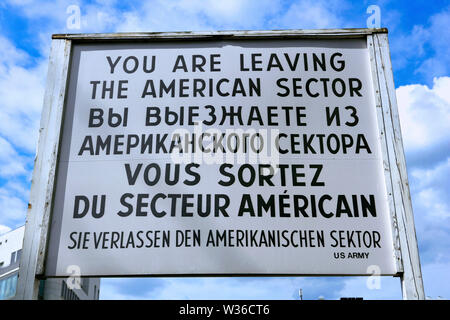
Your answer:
(45, 37), (398, 276)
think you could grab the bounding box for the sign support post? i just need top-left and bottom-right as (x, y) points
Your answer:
(368, 32), (425, 299)
(15, 39), (71, 300)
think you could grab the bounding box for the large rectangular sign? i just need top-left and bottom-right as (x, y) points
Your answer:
(45, 36), (398, 276)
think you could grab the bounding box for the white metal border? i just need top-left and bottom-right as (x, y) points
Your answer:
(15, 39), (72, 299)
(15, 29), (424, 299)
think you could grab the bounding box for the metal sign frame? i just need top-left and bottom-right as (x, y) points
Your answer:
(15, 28), (424, 299)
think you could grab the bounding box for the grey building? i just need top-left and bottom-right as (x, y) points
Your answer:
(0, 226), (100, 300)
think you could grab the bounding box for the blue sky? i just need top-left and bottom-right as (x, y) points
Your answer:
(0, 0), (449, 300)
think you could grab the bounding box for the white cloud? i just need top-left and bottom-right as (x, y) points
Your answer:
(174, 0), (281, 30)
(277, 0), (347, 29)
(397, 78), (450, 236)
(109, 0), (281, 32)
(409, 159), (450, 221)
(5, 0), (72, 20)
(411, 158), (450, 189)
(5, 0), (278, 34)
(148, 278), (296, 300)
(396, 76), (450, 152)
(101, 0), (349, 37)
(414, 7), (450, 81)
(338, 276), (402, 300)
(390, 6), (450, 83)
(0, 186), (27, 228)
(0, 137), (27, 177)
(99, 281), (143, 300)
(397, 78), (450, 298)
(416, 187), (449, 220)
(0, 36), (46, 153)
(100, 277), (300, 300)
(390, 25), (430, 71)
(408, 158), (450, 266)
(0, 36), (38, 230)
(5, 0), (349, 35)
(112, 2), (213, 32)
(0, 224), (12, 235)
(0, 36), (28, 65)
